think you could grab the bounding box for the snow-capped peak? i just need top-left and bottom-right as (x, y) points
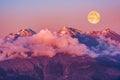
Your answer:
(17, 28), (36, 37)
(86, 28), (120, 42)
(5, 28), (36, 41)
(58, 26), (82, 35)
(101, 28), (120, 42)
(101, 28), (112, 35)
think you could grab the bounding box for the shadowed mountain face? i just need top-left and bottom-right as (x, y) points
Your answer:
(87, 28), (120, 42)
(72, 34), (99, 48)
(0, 27), (120, 80)
(59, 27), (99, 47)
(58, 27), (120, 47)
(58, 27), (99, 47)
(4, 29), (36, 41)
(0, 54), (120, 80)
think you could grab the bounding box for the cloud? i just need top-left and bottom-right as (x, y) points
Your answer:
(0, 29), (120, 61)
(93, 35), (120, 56)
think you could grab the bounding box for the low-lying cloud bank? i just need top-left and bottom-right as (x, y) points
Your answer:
(0, 29), (120, 60)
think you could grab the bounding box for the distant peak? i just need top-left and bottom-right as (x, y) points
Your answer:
(17, 28), (36, 37)
(5, 28), (36, 41)
(86, 28), (120, 42)
(105, 28), (111, 31)
(58, 26), (82, 35)
(58, 26), (70, 34)
(101, 30), (109, 35)
(101, 28), (114, 35)
(62, 26), (68, 29)
(5, 33), (20, 41)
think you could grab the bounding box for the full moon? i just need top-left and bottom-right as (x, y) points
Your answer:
(88, 11), (101, 24)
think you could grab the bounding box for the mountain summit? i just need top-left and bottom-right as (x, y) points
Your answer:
(101, 28), (120, 42)
(5, 28), (36, 41)
(17, 29), (36, 37)
(58, 26), (82, 35)
(87, 28), (120, 42)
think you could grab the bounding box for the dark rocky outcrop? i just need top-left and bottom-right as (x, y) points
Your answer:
(0, 54), (120, 80)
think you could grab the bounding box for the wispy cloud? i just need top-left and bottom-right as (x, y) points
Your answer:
(0, 29), (120, 60)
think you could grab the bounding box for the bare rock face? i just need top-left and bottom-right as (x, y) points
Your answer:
(4, 29), (36, 41)
(0, 54), (120, 80)
(87, 28), (120, 42)
(58, 26), (82, 35)
(58, 27), (99, 48)
(17, 29), (36, 37)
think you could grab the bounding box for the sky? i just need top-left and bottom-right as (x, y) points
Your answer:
(0, 0), (120, 37)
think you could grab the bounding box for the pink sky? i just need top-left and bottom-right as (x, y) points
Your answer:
(0, 0), (120, 37)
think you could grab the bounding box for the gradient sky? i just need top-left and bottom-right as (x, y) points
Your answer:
(0, 0), (120, 37)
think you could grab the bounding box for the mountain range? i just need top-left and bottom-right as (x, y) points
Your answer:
(5, 29), (36, 41)
(0, 27), (120, 80)
(5, 27), (120, 42)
